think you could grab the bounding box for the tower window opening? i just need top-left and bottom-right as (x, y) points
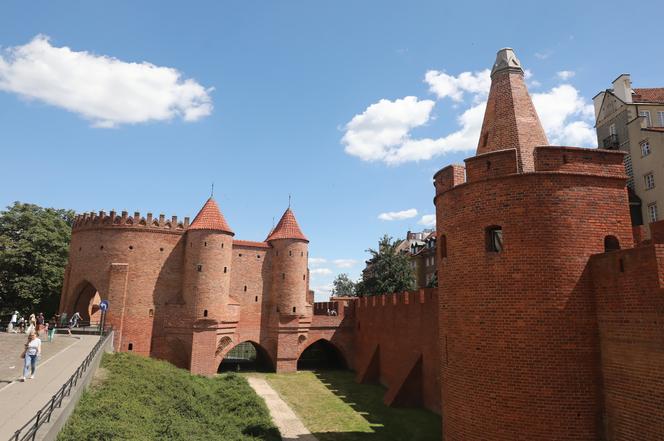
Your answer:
(255, 296), (258, 302)
(239, 253), (243, 257)
(440, 234), (448, 258)
(221, 243), (224, 248)
(282, 273), (285, 280)
(149, 308), (154, 317)
(203, 310), (208, 317)
(301, 251), (303, 257)
(197, 264), (203, 272)
(303, 274), (306, 280)
(204, 241), (207, 247)
(289, 250), (292, 256)
(128, 343), (133, 351)
(160, 247), (164, 252)
(244, 285), (247, 292)
(100, 245), (104, 250)
(224, 267), (227, 273)
(485, 226), (503, 253)
(292, 307), (296, 313)
(129, 245), (134, 250)
(257, 255), (261, 259)
(604, 235), (620, 252)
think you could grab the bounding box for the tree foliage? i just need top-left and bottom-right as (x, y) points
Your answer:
(331, 273), (356, 297)
(0, 202), (75, 316)
(356, 234), (415, 296)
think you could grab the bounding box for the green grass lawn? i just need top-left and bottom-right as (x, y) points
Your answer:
(262, 370), (441, 441)
(58, 353), (279, 441)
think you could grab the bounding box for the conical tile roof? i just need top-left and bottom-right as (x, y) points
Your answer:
(266, 208), (308, 242)
(188, 198), (233, 233)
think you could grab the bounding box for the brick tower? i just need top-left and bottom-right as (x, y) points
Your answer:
(434, 48), (633, 440)
(267, 207), (311, 371)
(185, 198), (235, 374)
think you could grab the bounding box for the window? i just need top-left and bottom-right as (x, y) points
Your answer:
(648, 203), (658, 223)
(128, 343), (133, 351)
(439, 235), (447, 258)
(485, 226), (503, 253)
(244, 285), (247, 292)
(197, 264), (203, 272)
(609, 123), (616, 135)
(292, 307), (296, 313)
(641, 140), (651, 156)
(224, 267), (227, 273)
(149, 309), (154, 317)
(203, 310), (208, 317)
(640, 110), (652, 127)
(659, 111), (664, 127)
(604, 235), (620, 252)
(645, 172), (655, 190)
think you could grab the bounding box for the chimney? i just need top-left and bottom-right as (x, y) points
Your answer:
(612, 74), (632, 103)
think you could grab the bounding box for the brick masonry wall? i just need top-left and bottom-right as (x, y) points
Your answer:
(590, 243), (664, 441)
(436, 170), (633, 441)
(353, 289), (441, 413)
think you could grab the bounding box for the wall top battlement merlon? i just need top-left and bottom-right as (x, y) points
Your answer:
(464, 148), (518, 183)
(353, 288), (437, 310)
(534, 146), (627, 178)
(72, 210), (190, 233)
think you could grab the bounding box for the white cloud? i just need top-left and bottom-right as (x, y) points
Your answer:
(378, 208), (418, 221)
(308, 257), (327, 267)
(312, 284), (334, 299)
(0, 35), (212, 127)
(342, 96), (436, 163)
(333, 259), (358, 268)
(310, 268), (333, 276)
(424, 69), (490, 102)
(556, 70), (575, 80)
(532, 85), (596, 146)
(534, 51), (552, 60)
(418, 214), (436, 227)
(342, 65), (598, 164)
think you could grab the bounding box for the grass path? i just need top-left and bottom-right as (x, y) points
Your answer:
(262, 370), (441, 441)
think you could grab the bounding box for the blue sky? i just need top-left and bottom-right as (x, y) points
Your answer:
(1, 1), (662, 299)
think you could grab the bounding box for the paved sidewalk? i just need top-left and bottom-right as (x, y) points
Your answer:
(0, 334), (99, 440)
(247, 376), (318, 441)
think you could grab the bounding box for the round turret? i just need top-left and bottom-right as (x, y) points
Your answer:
(183, 198), (234, 322)
(267, 208), (309, 317)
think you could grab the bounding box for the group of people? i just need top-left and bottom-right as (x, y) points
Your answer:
(6, 310), (82, 382)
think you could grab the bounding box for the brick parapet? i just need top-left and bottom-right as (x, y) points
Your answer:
(464, 148), (517, 183)
(72, 210), (190, 234)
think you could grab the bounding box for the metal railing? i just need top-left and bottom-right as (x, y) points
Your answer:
(9, 328), (112, 441)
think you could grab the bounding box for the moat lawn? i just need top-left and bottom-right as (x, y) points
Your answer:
(58, 353), (280, 441)
(262, 370), (441, 441)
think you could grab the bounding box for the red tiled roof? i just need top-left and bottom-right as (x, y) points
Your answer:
(632, 88), (664, 103)
(266, 208), (308, 242)
(233, 240), (270, 248)
(188, 198), (233, 233)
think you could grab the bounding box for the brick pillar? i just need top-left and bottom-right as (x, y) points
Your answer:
(107, 263), (129, 351)
(190, 321), (218, 376)
(275, 316), (299, 372)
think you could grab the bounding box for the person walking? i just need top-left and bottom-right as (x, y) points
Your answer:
(67, 312), (81, 336)
(36, 313), (45, 334)
(8, 311), (18, 333)
(20, 331), (41, 381)
(47, 316), (57, 342)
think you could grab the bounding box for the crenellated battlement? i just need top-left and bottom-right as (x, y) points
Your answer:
(72, 210), (191, 233)
(354, 288), (437, 310)
(534, 146), (626, 177)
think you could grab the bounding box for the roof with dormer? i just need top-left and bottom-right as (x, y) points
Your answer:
(188, 198), (233, 234)
(266, 208), (308, 242)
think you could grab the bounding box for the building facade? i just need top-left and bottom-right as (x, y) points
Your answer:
(594, 75), (664, 226)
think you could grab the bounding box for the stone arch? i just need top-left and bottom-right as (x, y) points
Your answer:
(218, 340), (274, 372)
(297, 338), (347, 370)
(215, 336), (234, 357)
(70, 280), (103, 324)
(604, 235), (621, 252)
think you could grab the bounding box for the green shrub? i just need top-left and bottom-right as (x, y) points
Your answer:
(58, 353), (279, 441)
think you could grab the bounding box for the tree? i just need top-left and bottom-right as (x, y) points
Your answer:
(355, 234), (415, 296)
(331, 273), (356, 297)
(0, 202), (75, 317)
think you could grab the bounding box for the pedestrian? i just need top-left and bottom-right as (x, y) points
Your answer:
(47, 316), (57, 342)
(17, 316), (25, 334)
(59, 312), (68, 328)
(67, 312), (81, 335)
(37, 313), (45, 334)
(8, 311), (18, 333)
(20, 331), (41, 381)
(29, 313), (36, 328)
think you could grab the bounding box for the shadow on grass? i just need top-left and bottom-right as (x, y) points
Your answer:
(301, 370), (441, 441)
